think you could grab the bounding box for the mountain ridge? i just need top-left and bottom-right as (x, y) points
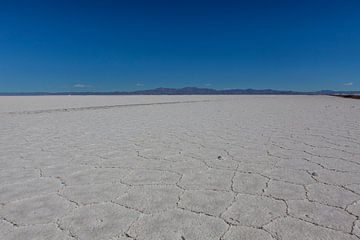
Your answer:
(1, 87), (359, 96)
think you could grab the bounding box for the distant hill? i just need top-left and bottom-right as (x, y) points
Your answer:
(1, 87), (359, 96)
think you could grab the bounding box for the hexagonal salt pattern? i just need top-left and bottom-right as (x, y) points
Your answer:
(307, 183), (359, 208)
(222, 226), (273, 240)
(114, 185), (182, 213)
(0, 194), (75, 225)
(60, 183), (129, 205)
(1, 95), (360, 239)
(288, 200), (356, 232)
(222, 194), (287, 227)
(264, 217), (358, 240)
(59, 203), (139, 240)
(128, 209), (228, 239)
(178, 189), (235, 216)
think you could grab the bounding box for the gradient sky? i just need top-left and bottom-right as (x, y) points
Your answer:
(1, 0), (360, 92)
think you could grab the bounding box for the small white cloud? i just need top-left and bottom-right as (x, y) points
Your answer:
(204, 83), (212, 87)
(343, 82), (353, 86)
(74, 83), (91, 88)
(136, 83), (144, 87)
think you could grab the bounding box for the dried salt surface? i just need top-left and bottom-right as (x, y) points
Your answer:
(0, 95), (360, 240)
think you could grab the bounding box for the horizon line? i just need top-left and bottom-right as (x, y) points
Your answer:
(0, 87), (360, 96)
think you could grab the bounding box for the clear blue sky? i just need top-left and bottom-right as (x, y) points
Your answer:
(1, 0), (360, 92)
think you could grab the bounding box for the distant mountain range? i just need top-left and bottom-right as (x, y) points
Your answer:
(1, 87), (360, 96)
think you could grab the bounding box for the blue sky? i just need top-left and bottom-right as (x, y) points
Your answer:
(1, 0), (360, 92)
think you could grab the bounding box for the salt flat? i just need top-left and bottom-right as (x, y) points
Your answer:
(0, 95), (360, 240)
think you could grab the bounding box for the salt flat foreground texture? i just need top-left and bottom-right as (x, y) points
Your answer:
(0, 95), (360, 240)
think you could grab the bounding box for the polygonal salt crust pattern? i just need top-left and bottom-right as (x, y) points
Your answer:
(1, 95), (360, 239)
